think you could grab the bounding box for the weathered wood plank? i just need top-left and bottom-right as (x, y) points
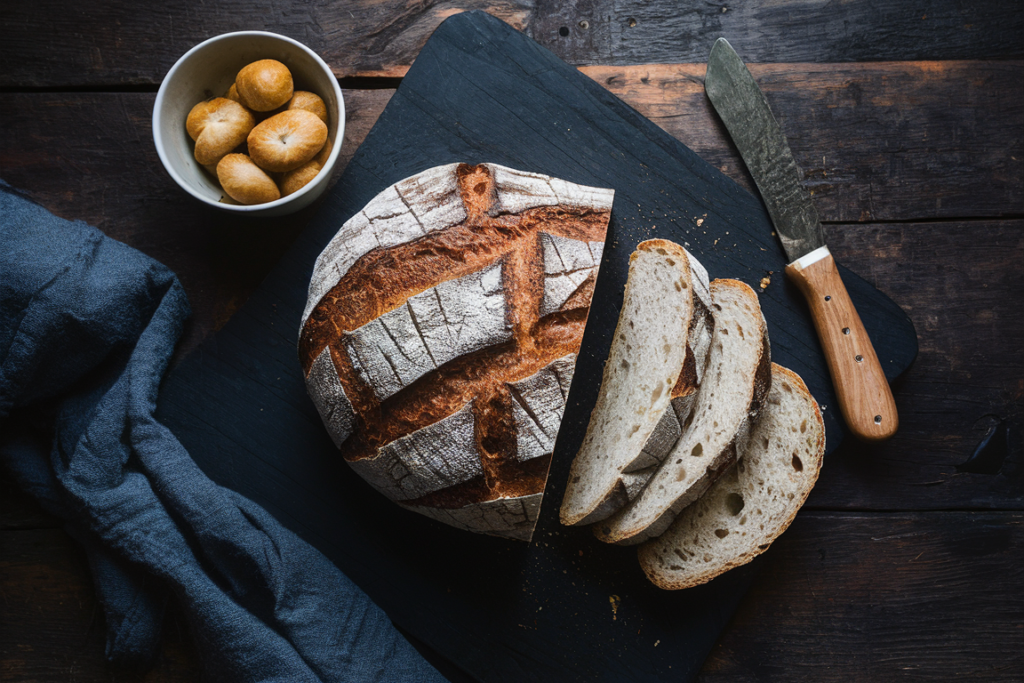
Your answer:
(0, 2), (532, 87)
(700, 512), (1024, 682)
(584, 61), (1024, 221)
(533, 1), (1024, 68)
(0, 89), (393, 359)
(2, 513), (1019, 681)
(2, 61), (1018, 247)
(0, 528), (199, 681)
(812, 220), (1024, 511)
(1, 2), (1021, 87)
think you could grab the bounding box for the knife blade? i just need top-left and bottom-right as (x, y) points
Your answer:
(704, 37), (898, 441)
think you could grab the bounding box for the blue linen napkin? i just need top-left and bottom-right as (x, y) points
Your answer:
(0, 180), (446, 682)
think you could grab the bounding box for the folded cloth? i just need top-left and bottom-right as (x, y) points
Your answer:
(0, 181), (445, 682)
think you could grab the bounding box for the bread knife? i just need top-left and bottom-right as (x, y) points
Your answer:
(704, 37), (898, 441)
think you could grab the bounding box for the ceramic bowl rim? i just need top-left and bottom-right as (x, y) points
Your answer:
(152, 30), (344, 213)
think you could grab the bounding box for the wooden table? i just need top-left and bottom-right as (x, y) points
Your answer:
(1, 3), (1021, 681)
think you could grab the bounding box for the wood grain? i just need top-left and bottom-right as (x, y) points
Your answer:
(1, 1), (1021, 87)
(584, 61), (1024, 221)
(809, 220), (1023, 511)
(786, 249), (899, 441)
(701, 512), (1024, 682)
(0, 1), (533, 87)
(532, 1), (1024, 67)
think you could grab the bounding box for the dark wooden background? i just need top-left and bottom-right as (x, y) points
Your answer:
(1, 2), (1021, 681)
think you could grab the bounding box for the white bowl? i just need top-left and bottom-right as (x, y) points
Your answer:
(153, 31), (344, 217)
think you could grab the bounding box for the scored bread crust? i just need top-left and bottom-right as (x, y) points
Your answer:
(560, 240), (713, 526)
(594, 278), (772, 545)
(299, 163), (613, 540)
(638, 364), (825, 589)
(401, 492), (544, 542)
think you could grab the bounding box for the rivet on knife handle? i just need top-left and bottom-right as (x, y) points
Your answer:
(786, 247), (898, 441)
(704, 37), (898, 441)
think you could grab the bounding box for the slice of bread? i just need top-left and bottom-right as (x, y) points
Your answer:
(560, 239), (712, 526)
(594, 279), (771, 545)
(638, 364), (825, 589)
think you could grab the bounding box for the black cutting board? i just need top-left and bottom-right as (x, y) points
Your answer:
(157, 12), (917, 682)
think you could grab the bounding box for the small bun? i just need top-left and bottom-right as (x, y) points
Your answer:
(247, 109), (328, 173)
(186, 98), (256, 166)
(217, 153), (281, 205)
(235, 59), (294, 112)
(314, 135), (333, 166)
(280, 160), (321, 196)
(287, 91), (328, 124)
(225, 83), (242, 103)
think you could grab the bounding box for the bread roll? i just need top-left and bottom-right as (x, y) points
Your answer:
(314, 135), (332, 166)
(287, 90), (329, 124)
(186, 98), (256, 166)
(235, 59), (293, 112)
(299, 163), (614, 541)
(280, 160), (320, 196)
(247, 110), (328, 173)
(280, 136), (334, 196)
(216, 153), (281, 205)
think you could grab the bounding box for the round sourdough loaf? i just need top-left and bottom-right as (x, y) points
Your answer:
(299, 163), (614, 541)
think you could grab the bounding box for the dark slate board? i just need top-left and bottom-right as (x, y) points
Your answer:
(157, 11), (917, 683)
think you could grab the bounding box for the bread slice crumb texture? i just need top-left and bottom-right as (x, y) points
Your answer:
(560, 240), (705, 527)
(594, 278), (771, 545)
(638, 364), (824, 590)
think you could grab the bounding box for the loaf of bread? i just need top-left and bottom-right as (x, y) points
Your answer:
(638, 363), (824, 589)
(560, 240), (712, 527)
(594, 278), (771, 545)
(299, 163), (613, 540)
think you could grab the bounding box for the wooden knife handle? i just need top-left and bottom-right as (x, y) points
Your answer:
(785, 247), (898, 441)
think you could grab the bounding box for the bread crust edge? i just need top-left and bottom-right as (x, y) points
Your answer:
(637, 363), (825, 590)
(592, 278), (772, 545)
(559, 240), (700, 526)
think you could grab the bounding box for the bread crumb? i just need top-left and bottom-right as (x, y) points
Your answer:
(609, 594), (621, 620)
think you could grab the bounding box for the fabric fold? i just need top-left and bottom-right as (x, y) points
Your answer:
(0, 181), (445, 682)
